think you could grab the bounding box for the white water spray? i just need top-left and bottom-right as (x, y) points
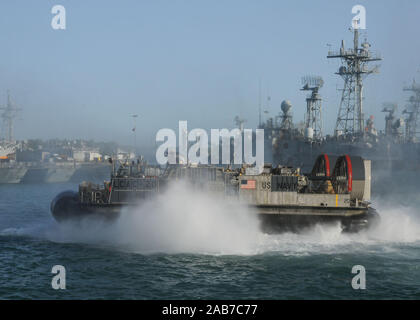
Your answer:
(47, 182), (262, 255)
(4, 183), (419, 256)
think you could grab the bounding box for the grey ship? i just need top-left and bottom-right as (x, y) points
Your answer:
(260, 28), (420, 173)
(0, 149), (111, 184)
(0, 92), (111, 184)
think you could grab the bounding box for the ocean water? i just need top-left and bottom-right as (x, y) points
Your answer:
(0, 179), (419, 300)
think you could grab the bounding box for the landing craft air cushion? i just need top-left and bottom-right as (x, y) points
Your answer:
(50, 154), (379, 233)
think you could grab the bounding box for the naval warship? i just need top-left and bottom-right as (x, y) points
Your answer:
(259, 28), (420, 173)
(51, 155), (378, 233)
(0, 92), (111, 184)
(0, 141), (111, 184)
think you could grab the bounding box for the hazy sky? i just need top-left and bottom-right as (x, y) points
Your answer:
(0, 0), (419, 148)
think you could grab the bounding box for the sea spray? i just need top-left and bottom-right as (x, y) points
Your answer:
(366, 201), (420, 243)
(109, 181), (262, 254)
(40, 189), (420, 256)
(47, 181), (262, 255)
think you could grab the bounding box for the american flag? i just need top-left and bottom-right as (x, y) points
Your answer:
(240, 179), (256, 189)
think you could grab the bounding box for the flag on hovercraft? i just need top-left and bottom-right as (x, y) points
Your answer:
(240, 180), (256, 189)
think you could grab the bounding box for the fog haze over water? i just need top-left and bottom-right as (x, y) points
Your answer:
(0, 0), (419, 149)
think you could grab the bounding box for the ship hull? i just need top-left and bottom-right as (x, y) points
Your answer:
(19, 163), (110, 184)
(22, 167), (77, 183)
(271, 138), (420, 174)
(0, 167), (28, 184)
(258, 207), (379, 233)
(50, 191), (378, 233)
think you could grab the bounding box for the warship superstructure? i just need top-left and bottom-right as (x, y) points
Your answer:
(260, 28), (420, 173)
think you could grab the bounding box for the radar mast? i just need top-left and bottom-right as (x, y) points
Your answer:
(403, 79), (420, 142)
(301, 76), (324, 140)
(0, 91), (21, 142)
(327, 29), (381, 138)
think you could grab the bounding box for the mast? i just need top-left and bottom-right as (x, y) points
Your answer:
(301, 76), (324, 140)
(327, 29), (381, 138)
(0, 91), (21, 142)
(258, 79), (262, 127)
(403, 79), (420, 142)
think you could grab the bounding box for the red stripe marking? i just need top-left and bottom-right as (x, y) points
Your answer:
(324, 154), (331, 177)
(345, 155), (353, 192)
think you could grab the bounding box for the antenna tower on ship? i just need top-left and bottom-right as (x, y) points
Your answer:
(327, 28), (381, 138)
(403, 79), (420, 142)
(0, 91), (21, 142)
(301, 76), (324, 140)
